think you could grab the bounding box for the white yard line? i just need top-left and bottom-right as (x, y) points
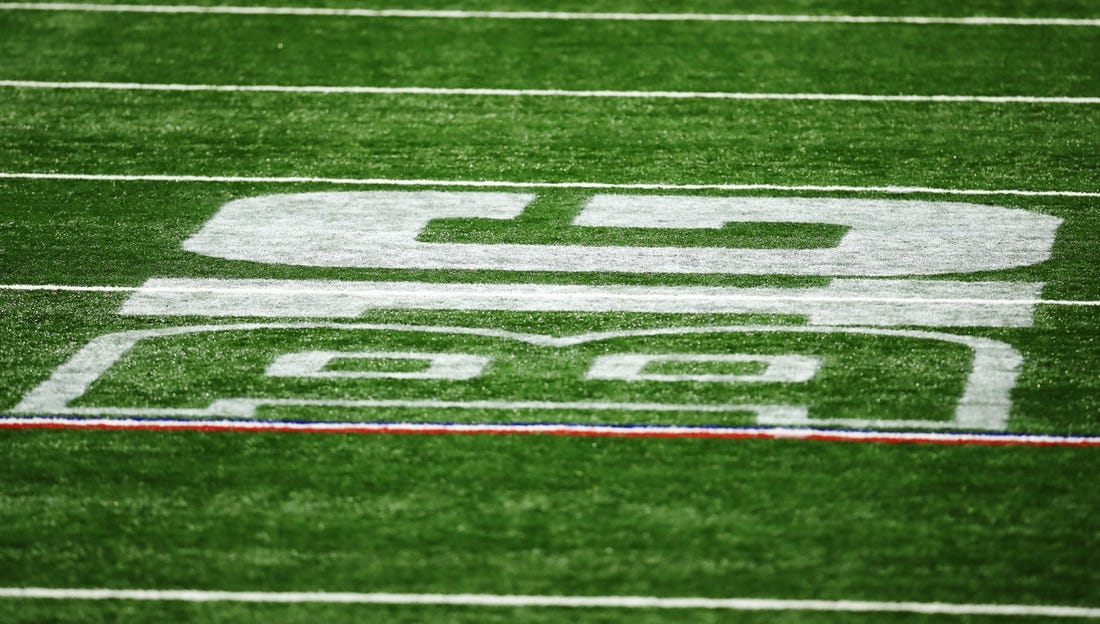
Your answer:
(5, 418), (1100, 447)
(0, 587), (1098, 616)
(2, 282), (1099, 307)
(1, 172), (1097, 198)
(2, 80), (1097, 104)
(0, 3), (1097, 26)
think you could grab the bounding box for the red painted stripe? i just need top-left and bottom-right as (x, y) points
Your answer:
(1, 418), (1098, 447)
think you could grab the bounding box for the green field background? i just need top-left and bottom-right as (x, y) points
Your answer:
(0, 1), (1098, 621)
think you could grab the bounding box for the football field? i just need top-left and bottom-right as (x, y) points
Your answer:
(1, 0), (1099, 621)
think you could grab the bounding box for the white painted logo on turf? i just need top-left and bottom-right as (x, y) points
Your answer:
(266, 351), (490, 380)
(183, 192), (1061, 275)
(586, 354), (820, 384)
(14, 324), (1021, 431)
(57, 191), (1053, 432)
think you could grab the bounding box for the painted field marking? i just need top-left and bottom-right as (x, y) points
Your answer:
(586, 353), (821, 384)
(40, 401), (803, 421)
(184, 192), (1062, 277)
(13, 323), (1021, 431)
(0, 172), (1097, 198)
(3, 282), (1099, 308)
(0, 589), (1099, 617)
(117, 278), (1048, 327)
(266, 350), (488, 380)
(3, 81), (1097, 104)
(1, 4), (1098, 27)
(4, 418), (1100, 448)
(9, 587), (1100, 618)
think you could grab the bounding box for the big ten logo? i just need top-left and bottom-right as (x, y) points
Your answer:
(19, 192), (1059, 431)
(14, 324), (1019, 430)
(120, 192), (1057, 327)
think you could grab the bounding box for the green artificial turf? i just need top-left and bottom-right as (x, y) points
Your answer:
(1, 431), (1098, 609)
(2, 13), (1098, 95)
(2, 93), (1096, 193)
(0, 1), (1098, 622)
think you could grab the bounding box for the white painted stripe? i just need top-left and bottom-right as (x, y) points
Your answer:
(0, 3), (1097, 26)
(2, 80), (1096, 104)
(5, 418), (1100, 447)
(2, 281), (1099, 307)
(114, 278), (1046, 328)
(0, 587), (1098, 616)
(0, 172), (1097, 198)
(46, 399), (796, 419)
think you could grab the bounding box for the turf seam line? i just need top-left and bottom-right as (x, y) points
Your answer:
(3, 283), (1099, 307)
(2, 81), (1097, 104)
(4, 418), (1100, 448)
(0, 4), (1097, 26)
(1, 172), (1097, 198)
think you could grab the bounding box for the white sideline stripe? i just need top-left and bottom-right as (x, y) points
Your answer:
(6, 418), (1100, 447)
(1, 3), (1098, 26)
(1, 172), (1098, 198)
(2, 282), (1099, 307)
(1, 588), (1098, 616)
(3, 81), (1097, 104)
